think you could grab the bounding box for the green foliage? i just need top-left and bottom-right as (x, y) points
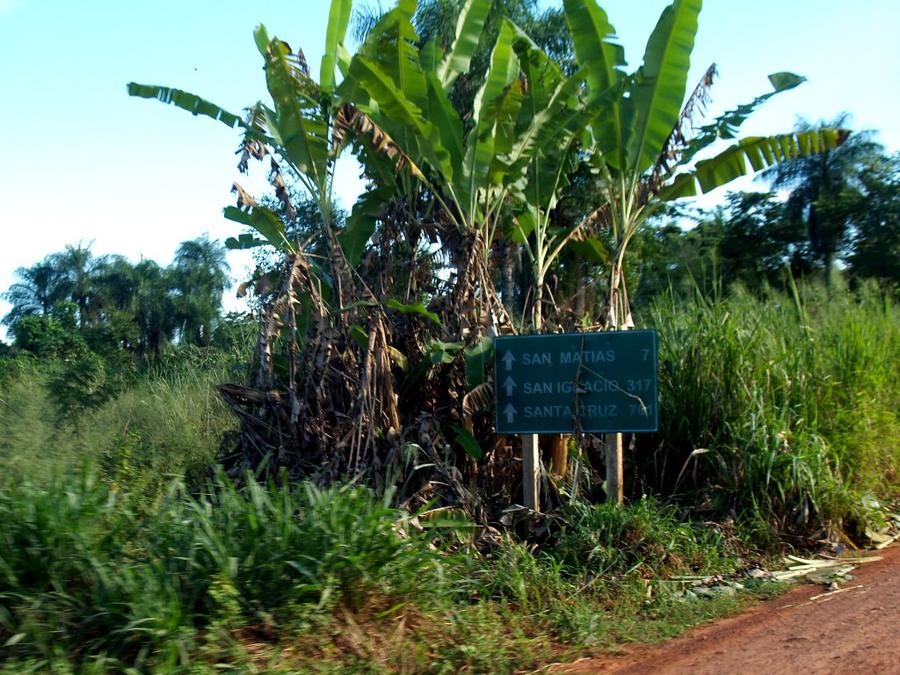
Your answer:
(0, 360), (61, 479)
(170, 236), (231, 347)
(553, 0), (846, 330)
(0, 342), (774, 671)
(681, 72), (807, 163)
(0, 458), (769, 672)
(126, 83), (244, 129)
(645, 284), (900, 541)
(210, 311), (257, 356)
(846, 152), (900, 288)
(464, 335), (493, 387)
(631, 137), (899, 303)
(89, 357), (237, 507)
(0, 468), (447, 669)
(47, 351), (114, 420)
(0, 262), (69, 332)
(436, 0), (492, 88)
(762, 114), (885, 286)
(0, 348), (237, 508)
(626, 0), (701, 175)
(12, 311), (86, 360)
(712, 192), (808, 288)
(553, 497), (733, 579)
(1, 2), (890, 669)
(383, 298), (442, 325)
(630, 219), (720, 305)
(0, 471), (158, 663)
(451, 424), (483, 460)
(169, 477), (441, 614)
(2, 237), (231, 362)
(320, 0), (353, 93)
(671, 128), (844, 198)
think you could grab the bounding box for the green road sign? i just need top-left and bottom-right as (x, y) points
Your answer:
(493, 330), (658, 434)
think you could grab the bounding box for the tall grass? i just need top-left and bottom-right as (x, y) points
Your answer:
(1, 287), (897, 668)
(0, 348), (237, 506)
(644, 283), (900, 541)
(553, 497), (735, 579)
(0, 359), (61, 480)
(1, 463), (742, 671)
(0, 470), (447, 670)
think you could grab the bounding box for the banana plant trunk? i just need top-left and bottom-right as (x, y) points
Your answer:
(533, 274), (570, 484)
(604, 260), (629, 505)
(533, 274), (544, 333)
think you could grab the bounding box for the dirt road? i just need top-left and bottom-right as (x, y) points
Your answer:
(556, 544), (900, 674)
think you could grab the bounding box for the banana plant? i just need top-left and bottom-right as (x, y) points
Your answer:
(562, 0), (846, 330)
(128, 1), (356, 294)
(337, 0), (610, 333)
(559, 0), (845, 504)
(128, 1), (384, 392)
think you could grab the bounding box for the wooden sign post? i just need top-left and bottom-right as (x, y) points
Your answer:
(494, 331), (658, 510)
(522, 434), (540, 512)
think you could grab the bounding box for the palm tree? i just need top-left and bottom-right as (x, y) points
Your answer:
(91, 256), (140, 315)
(3, 244), (101, 333)
(846, 152), (900, 286)
(50, 243), (99, 328)
(763, 113), (883, 287)
(2, 262), (69, 332)
(170, 236), (230, 346)
(133, 260), (176, 359)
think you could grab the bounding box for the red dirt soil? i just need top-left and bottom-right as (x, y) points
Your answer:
(554, 544), (900, 675)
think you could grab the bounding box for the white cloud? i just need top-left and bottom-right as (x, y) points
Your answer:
(0, 0), (22, 13)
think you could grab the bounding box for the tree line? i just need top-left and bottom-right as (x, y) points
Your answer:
(1, 236), (235, 361)
(634, 124), (900, 302)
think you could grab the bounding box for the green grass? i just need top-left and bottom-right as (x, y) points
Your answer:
(0, 347), (237, 508)
(0, 469), (454, 671)
(1, 284), (897, 670)
(643, 282), (900, 544)
(552, 497), (736, 579)
(0, 465), (773, 672)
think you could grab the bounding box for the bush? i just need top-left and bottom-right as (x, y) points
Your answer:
(12, 306), (86, 360)
(150, 476), (445, 617)
(48, 351), (115, 420)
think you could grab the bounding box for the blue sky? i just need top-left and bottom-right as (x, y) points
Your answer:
(2, 0), (899, 339)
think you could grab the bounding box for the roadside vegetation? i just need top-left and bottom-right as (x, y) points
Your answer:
(647, 283), (899, 546)
(1, 285), (895, 671)
(0, 461), (757, 672)
(1, 0), (898, 670)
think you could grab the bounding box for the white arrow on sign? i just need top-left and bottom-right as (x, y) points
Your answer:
(503, 376), (517, 397)
(502, 350), (515, 370)
(504, 402), (517, 423)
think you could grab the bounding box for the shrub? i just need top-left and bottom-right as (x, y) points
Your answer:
(12, 305), (86, 360)
(551, 497), (732, 580)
